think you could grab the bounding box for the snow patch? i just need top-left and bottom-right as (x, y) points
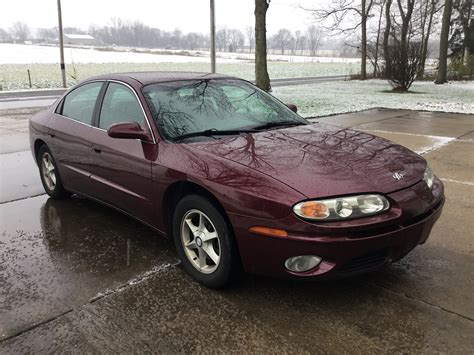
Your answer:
(273, 79), (474, 116)
(364, 129), (456, 155)
(441, 178), (474, 186)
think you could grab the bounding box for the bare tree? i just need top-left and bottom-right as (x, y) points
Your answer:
(37, 28), (57, 43)
(245, 26), (255, 53)
(0, 28), (11, 42)
(184, 32), (202, 50)
(383, 0), (393, 76)
(255, 0), (271, 92)
(294, 30), (307, 55)
(10, 22), (30, 42)
(109, 17), (124, 45)
(361, 0), (373, 78)
(303, 0), (375, 79)
(372, 0), (386, 76)
(416, 0), (444, 79)
(383, 0), (429, 89)
(436, 0), (453, 83)
(418, 0), (443, 78)
(130, 21), (146, 47)
(396, 0), (417, 59)
(228, 29), (245, 52)
(272, 28), (293, 54)
(306, 25), (323, 56)
(216, 27), (228, 52)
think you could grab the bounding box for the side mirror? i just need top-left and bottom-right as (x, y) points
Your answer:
(107, 122), (150, 141)
(286, 104), (298, 113)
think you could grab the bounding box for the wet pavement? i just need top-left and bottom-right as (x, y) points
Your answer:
(0, 107), (473, 353)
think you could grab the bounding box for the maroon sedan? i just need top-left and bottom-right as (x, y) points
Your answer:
(30, 72), (444, 288)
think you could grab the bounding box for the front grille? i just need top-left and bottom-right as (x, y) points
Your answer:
(337, 250), (389, 276)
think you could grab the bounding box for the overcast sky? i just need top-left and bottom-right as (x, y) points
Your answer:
(1, 0), (325, 35)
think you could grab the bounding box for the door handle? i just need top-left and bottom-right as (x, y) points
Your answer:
(93, 148), (102, 154)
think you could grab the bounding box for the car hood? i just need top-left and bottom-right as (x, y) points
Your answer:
(186, 123), (427, 198)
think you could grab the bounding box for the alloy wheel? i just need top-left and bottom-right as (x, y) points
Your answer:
(180, 209), (221, 274)
(41, 152), (56, 191)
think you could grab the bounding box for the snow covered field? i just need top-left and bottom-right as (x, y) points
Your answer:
(0, 43), (241, 64)
(273, 80), (474, 116)
(0, 44), (360, 65)
(0, 44), (362, 90)
(209, 51), (360, 64)
(0, 62), (359, 91)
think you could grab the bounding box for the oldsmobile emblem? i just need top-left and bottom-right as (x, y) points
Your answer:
(392, 172), (404, 181)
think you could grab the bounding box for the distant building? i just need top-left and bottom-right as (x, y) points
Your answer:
(64, 34), (95, 46)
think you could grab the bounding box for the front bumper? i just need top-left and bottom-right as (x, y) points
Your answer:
(229, 179), (444, 279)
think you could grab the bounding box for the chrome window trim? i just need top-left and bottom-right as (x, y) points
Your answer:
(54, 79), (157, 144)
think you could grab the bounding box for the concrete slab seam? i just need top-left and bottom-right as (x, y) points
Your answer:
(368, 282), (474, 323)
(89, 261), (181, 304)
(0, 193), (46, 205)
(0, 262), (180, 345)
(0, 309), (73, 344)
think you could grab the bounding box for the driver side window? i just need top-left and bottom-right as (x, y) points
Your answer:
(99, 83), (145, 130)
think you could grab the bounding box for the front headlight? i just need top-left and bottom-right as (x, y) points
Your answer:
(293, 194), (390, 221)
(423, 165), (434, 189)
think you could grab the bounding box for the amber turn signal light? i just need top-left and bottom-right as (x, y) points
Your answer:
(293, 201), (330, 219)
(248, 226), (288, 238)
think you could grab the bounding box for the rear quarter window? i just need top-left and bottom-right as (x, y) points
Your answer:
(60, 82), (103, 125)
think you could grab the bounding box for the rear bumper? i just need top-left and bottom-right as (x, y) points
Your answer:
(230, 182), (444, 279)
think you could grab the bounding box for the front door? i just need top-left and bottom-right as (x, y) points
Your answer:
(87, 82), (155, 223)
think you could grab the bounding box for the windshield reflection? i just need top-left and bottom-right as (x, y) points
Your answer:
(143, 79), (306, 141)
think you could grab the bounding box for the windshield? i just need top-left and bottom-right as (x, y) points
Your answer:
(142, 79), (307, 141)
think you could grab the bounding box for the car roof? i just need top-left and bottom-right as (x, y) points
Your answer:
(84, 71), (237, 86)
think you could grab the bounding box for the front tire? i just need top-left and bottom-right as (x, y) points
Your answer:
(173, 195), (238, 288)
(38, 145), (69, 199)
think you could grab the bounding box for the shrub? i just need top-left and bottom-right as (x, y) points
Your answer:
(384, 41), (423, 92)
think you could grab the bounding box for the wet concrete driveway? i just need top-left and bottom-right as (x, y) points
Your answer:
(0, 107), (473, 353)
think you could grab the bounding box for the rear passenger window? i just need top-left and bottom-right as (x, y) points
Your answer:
(61, 82), (102, 125)
(99, 83), (145, 130)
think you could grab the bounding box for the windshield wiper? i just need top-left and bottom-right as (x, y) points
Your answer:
(171, 128), (254, 142)
(251, 121), (306, 131)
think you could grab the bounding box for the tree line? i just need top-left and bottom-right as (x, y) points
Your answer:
(1, 19), (329, 57)
(1, 19), (211, 50)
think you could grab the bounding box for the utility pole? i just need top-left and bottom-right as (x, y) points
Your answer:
(57, 0), (67, 88)
(210, 0), (216, 73)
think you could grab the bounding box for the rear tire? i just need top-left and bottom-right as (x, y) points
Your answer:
(173, 194), (238, 288)
(38, 145), (69, 199)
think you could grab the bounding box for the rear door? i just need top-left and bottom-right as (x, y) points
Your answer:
(87, 81), (155, 223)
(50, 81), (104, 195)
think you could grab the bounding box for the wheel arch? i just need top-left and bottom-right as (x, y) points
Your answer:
(162, 180), (237, 243)
(34, 139), (47, 164)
